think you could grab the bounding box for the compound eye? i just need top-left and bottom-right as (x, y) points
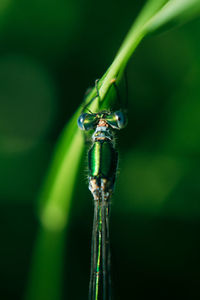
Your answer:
(114, 111), (127, 129)
(77, 113), (96, 131)
(106, 111), (127, 129)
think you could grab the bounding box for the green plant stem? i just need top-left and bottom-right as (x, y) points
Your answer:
(88, 0), (200, 105)
(99, 32), (144, 100)
(25, 229), (65, 300)
(96, 0), (168, 102)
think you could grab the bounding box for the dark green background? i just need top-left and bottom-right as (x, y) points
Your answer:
(1, 0), (200, 299)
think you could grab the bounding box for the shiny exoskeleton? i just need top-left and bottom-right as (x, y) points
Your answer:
(78, 110), (127, 300)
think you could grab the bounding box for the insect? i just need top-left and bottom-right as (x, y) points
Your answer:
(78, 79), (127, 300)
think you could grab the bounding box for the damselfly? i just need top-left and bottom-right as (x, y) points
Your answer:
(78, 80), (127, 300)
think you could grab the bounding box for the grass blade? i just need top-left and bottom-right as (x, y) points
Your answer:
(145, 0), (200, 34)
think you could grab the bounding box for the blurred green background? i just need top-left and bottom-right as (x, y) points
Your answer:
(1, 0), (200, 299)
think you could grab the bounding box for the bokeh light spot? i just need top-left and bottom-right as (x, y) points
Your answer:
(0, 54), (57, 154)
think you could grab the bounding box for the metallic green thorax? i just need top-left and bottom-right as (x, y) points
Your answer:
(88, 141), (118, 179)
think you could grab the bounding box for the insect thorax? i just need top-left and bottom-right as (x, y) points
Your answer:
(92, 122), (113, 142)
